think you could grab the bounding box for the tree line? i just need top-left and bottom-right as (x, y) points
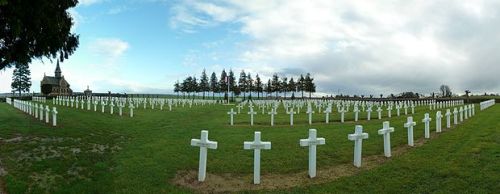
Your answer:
(173, 69), (316, 100)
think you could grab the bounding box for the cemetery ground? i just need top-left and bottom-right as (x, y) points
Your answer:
(0, 101), (499, 193)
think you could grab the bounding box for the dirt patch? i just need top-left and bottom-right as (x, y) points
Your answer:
(0, 178), (7, 194)
(172, 127), (453, 193)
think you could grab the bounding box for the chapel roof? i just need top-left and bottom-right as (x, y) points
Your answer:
(41, 76), (60, 85)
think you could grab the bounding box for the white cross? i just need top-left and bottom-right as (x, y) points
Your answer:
(268, 108), (277, 126)
(306, 107), (315, 125)
(237, 104), (243, 114)
(453, 108), (458, 125)
(227, 108), (237, 126)
(459, 107), (464, 122)
(353, 107), (360, 121)
(118, 104), (123, 116)
(101, 102), (106, 113)
(376, 107), (382, 120)
(248, 108), (257, 126)
(339, 107), (346, 123)
(366, 107), (372, 121)
(436, 111), (443, 133)
(287, 108), (296, 126)
(323, 107), (332, 123)
(45, 105), (50, 123)
(129, 104), (135, 117)
(300, 129), (325, 178)
(34, 104), (39, 118)
(244, 131), (271, 184)
(39, 104), (44, 121)
(422, 113), (432, 139)
(348, 125), (369, 167)
(445, 109), (451, 128)
(190, 130), (218, 182)
(378, 121), (394, 157)
(110, 102), (115, 114)
(396, 105), (401, 116)
(387, 106), (392, 118)
(52, 107), (58, 127)
(404, 117), (416, 146)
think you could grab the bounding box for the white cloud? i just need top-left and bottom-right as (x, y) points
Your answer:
(170, 0), (500, 95)
(88, 38), (130, 59)
(0, 68), (14, 93)
(78, 0), (104, 6)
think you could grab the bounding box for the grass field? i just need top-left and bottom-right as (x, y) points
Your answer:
(0, 101), (499, 193)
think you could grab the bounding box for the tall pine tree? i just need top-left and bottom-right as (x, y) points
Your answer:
(219, 69), (228, 101)
(11, 63), (31, 95)
(199, 69), (209, 99)
(238, 70), (247, 99)
(255, 74), (263, 99)
(209, 72), (218, 99)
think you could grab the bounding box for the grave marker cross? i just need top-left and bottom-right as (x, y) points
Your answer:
(348, 125), (369, 167)
(244, 131), (271, 184)
(191, 130), (218, 182)
(300, 129), (325, 178)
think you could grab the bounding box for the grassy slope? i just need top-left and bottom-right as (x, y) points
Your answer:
(0, 102), (498, 193)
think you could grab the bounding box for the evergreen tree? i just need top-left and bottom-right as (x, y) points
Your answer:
(238, 70), (247, 99)
(271, 74), (280, 98)
(288, 77), (296, 97)
(298, 74), (305, 99)
(209, 72), (218, 99)
(219, 70), (228, 100)
(266, 79), (272, 97)
(304, 73), (316, 98)
(192, 76), (199, 99)
(173, 80), (181, 98)
(281, 77), (288, 98)
(247, 73), (254, 99)
(182, 77), (191, 98)
(0, 0), (79, 70)
(255, 74), (263, 99)
(228, 70), (236, 101)
(200, 69), (209, 99)
(11, 63), (31, 95)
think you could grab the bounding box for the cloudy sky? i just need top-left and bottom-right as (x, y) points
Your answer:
(1, 0), (499, 96)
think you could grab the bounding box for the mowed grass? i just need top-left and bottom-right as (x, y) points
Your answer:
(0, 101), (499, 193)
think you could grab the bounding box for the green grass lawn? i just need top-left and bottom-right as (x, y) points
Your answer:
(0, 101), (498, 193)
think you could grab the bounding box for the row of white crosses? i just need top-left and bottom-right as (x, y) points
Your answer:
(32, 96), (46, 103)
(429, 100), (464, 110)
(197, 104), (478, 184)
(53, 96), (135, 117)
(230, 100), (459, 126)
(479, 99), (495, 110)
(190, 124), (390, 184)
(407, 104), (476, 147)
(5, 97), (12, 105)
(11, 99), (58, 126)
